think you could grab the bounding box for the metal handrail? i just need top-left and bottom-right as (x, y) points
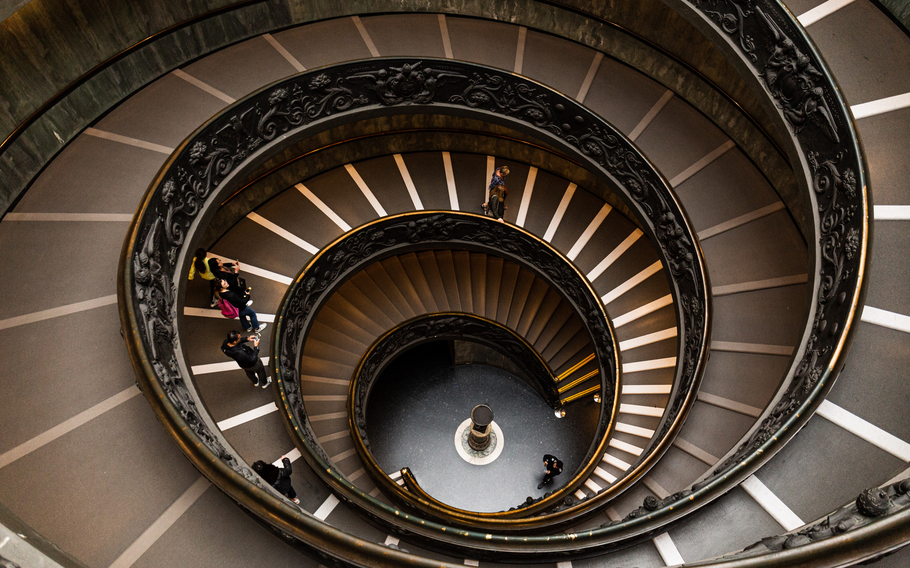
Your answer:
(2, 0), (872, 559)
(113, 0), (879, 552)
(0, 0), (788, 222)
(274, 211), (622, 530)
(119, 55), (714, 559)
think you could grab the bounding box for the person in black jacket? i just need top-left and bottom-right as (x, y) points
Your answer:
(216, 278), (265, 332)
(487, 183), (508, 222)
(253, 456), (300, 504)
(538, 453), (563, 489)
(221, 331), (271, 388)
(482, 165), (509, 223)
(212, 258), (251, 296)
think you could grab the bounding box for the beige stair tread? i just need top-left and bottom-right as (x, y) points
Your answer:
(399, 252), (438, 312)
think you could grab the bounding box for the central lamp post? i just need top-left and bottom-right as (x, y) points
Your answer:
(468, 404), (494, 451)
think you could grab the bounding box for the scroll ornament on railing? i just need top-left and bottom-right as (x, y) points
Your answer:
(718, 478), (910, 559)
(125, 57), (709, 551)
(132, 217), (262, 487)
(687, 0), (865, 479)
(697, 1), (840, 141)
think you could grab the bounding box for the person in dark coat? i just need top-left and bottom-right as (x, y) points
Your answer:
(253, 456), (300, 504)
(216, 279), (265, 332)
(221, 331), (271, 388)
(538, 453), (563, 489)
(482, 165), (510, 222)
(212, 258), (250, 296)
(488, 184), (508, 222)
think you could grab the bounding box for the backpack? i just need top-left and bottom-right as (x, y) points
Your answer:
(218, 298), (239, 319)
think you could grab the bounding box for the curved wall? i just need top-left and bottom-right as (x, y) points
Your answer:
(0, 1), (904, 564)
(0, 0), (793, 228)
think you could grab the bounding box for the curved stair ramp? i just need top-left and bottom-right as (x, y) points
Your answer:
(271, 210), (624, 529)
(164, 23), (806, 538)
(301, 250), (595, 490)
(187, 152), (709, 526)
(2, 1), (906, 567)
(185, 146), (711, 526)
(119, 53), (723, 557)
(287, 213), (699, 520)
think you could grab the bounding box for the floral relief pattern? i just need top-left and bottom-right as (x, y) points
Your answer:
(695, 0), (757, 60)
(119, 0), (869, 555)
(720, 477), (910, 558)
(127, 58), (715, 541)
(132, 217), (260, 486)
(686, 1), (866, 490)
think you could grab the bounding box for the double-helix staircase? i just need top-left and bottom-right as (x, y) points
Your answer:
(0, 2), (907, 567)
(181, 135), (796, 532)
(304, 251), (597, 493)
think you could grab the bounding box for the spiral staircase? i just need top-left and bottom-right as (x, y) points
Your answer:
(0, 2), (908, 567)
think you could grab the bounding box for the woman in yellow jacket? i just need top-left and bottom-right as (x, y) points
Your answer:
(188, 247), (218, 307)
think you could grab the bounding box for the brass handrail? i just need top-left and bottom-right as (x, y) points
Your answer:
(121, 55), (714, 559)
(555, 353), (595, 382)
(346, 312), (597, 523)
(561, 384), (600, 404)
(558, 370), (600, 394)
(276, 212), (622, 530)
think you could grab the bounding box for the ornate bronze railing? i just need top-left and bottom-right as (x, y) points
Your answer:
(478, 0), (877, 558)
(120, 56), (710, 560)
(351, 312), (562, 432)
(609, 0), (870, 526)
(0, 0), (788, 223)
(348, 312), (582, 518)
(274, 211), (621, 526)
(689, 469), (910, 567)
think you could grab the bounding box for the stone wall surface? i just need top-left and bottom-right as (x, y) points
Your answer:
(0, 0), (791, 224)
(876, 0), (910, 33)
(0, 0), (29, 23)
(0, 0), (294, 213)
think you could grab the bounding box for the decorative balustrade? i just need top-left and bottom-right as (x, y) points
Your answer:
(620, 0), (871, 524)
(273, 212), (621, 525)
(689, 469), (910, 567)
(119, 54), (717, 560)
(348, 313), (580, 518)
